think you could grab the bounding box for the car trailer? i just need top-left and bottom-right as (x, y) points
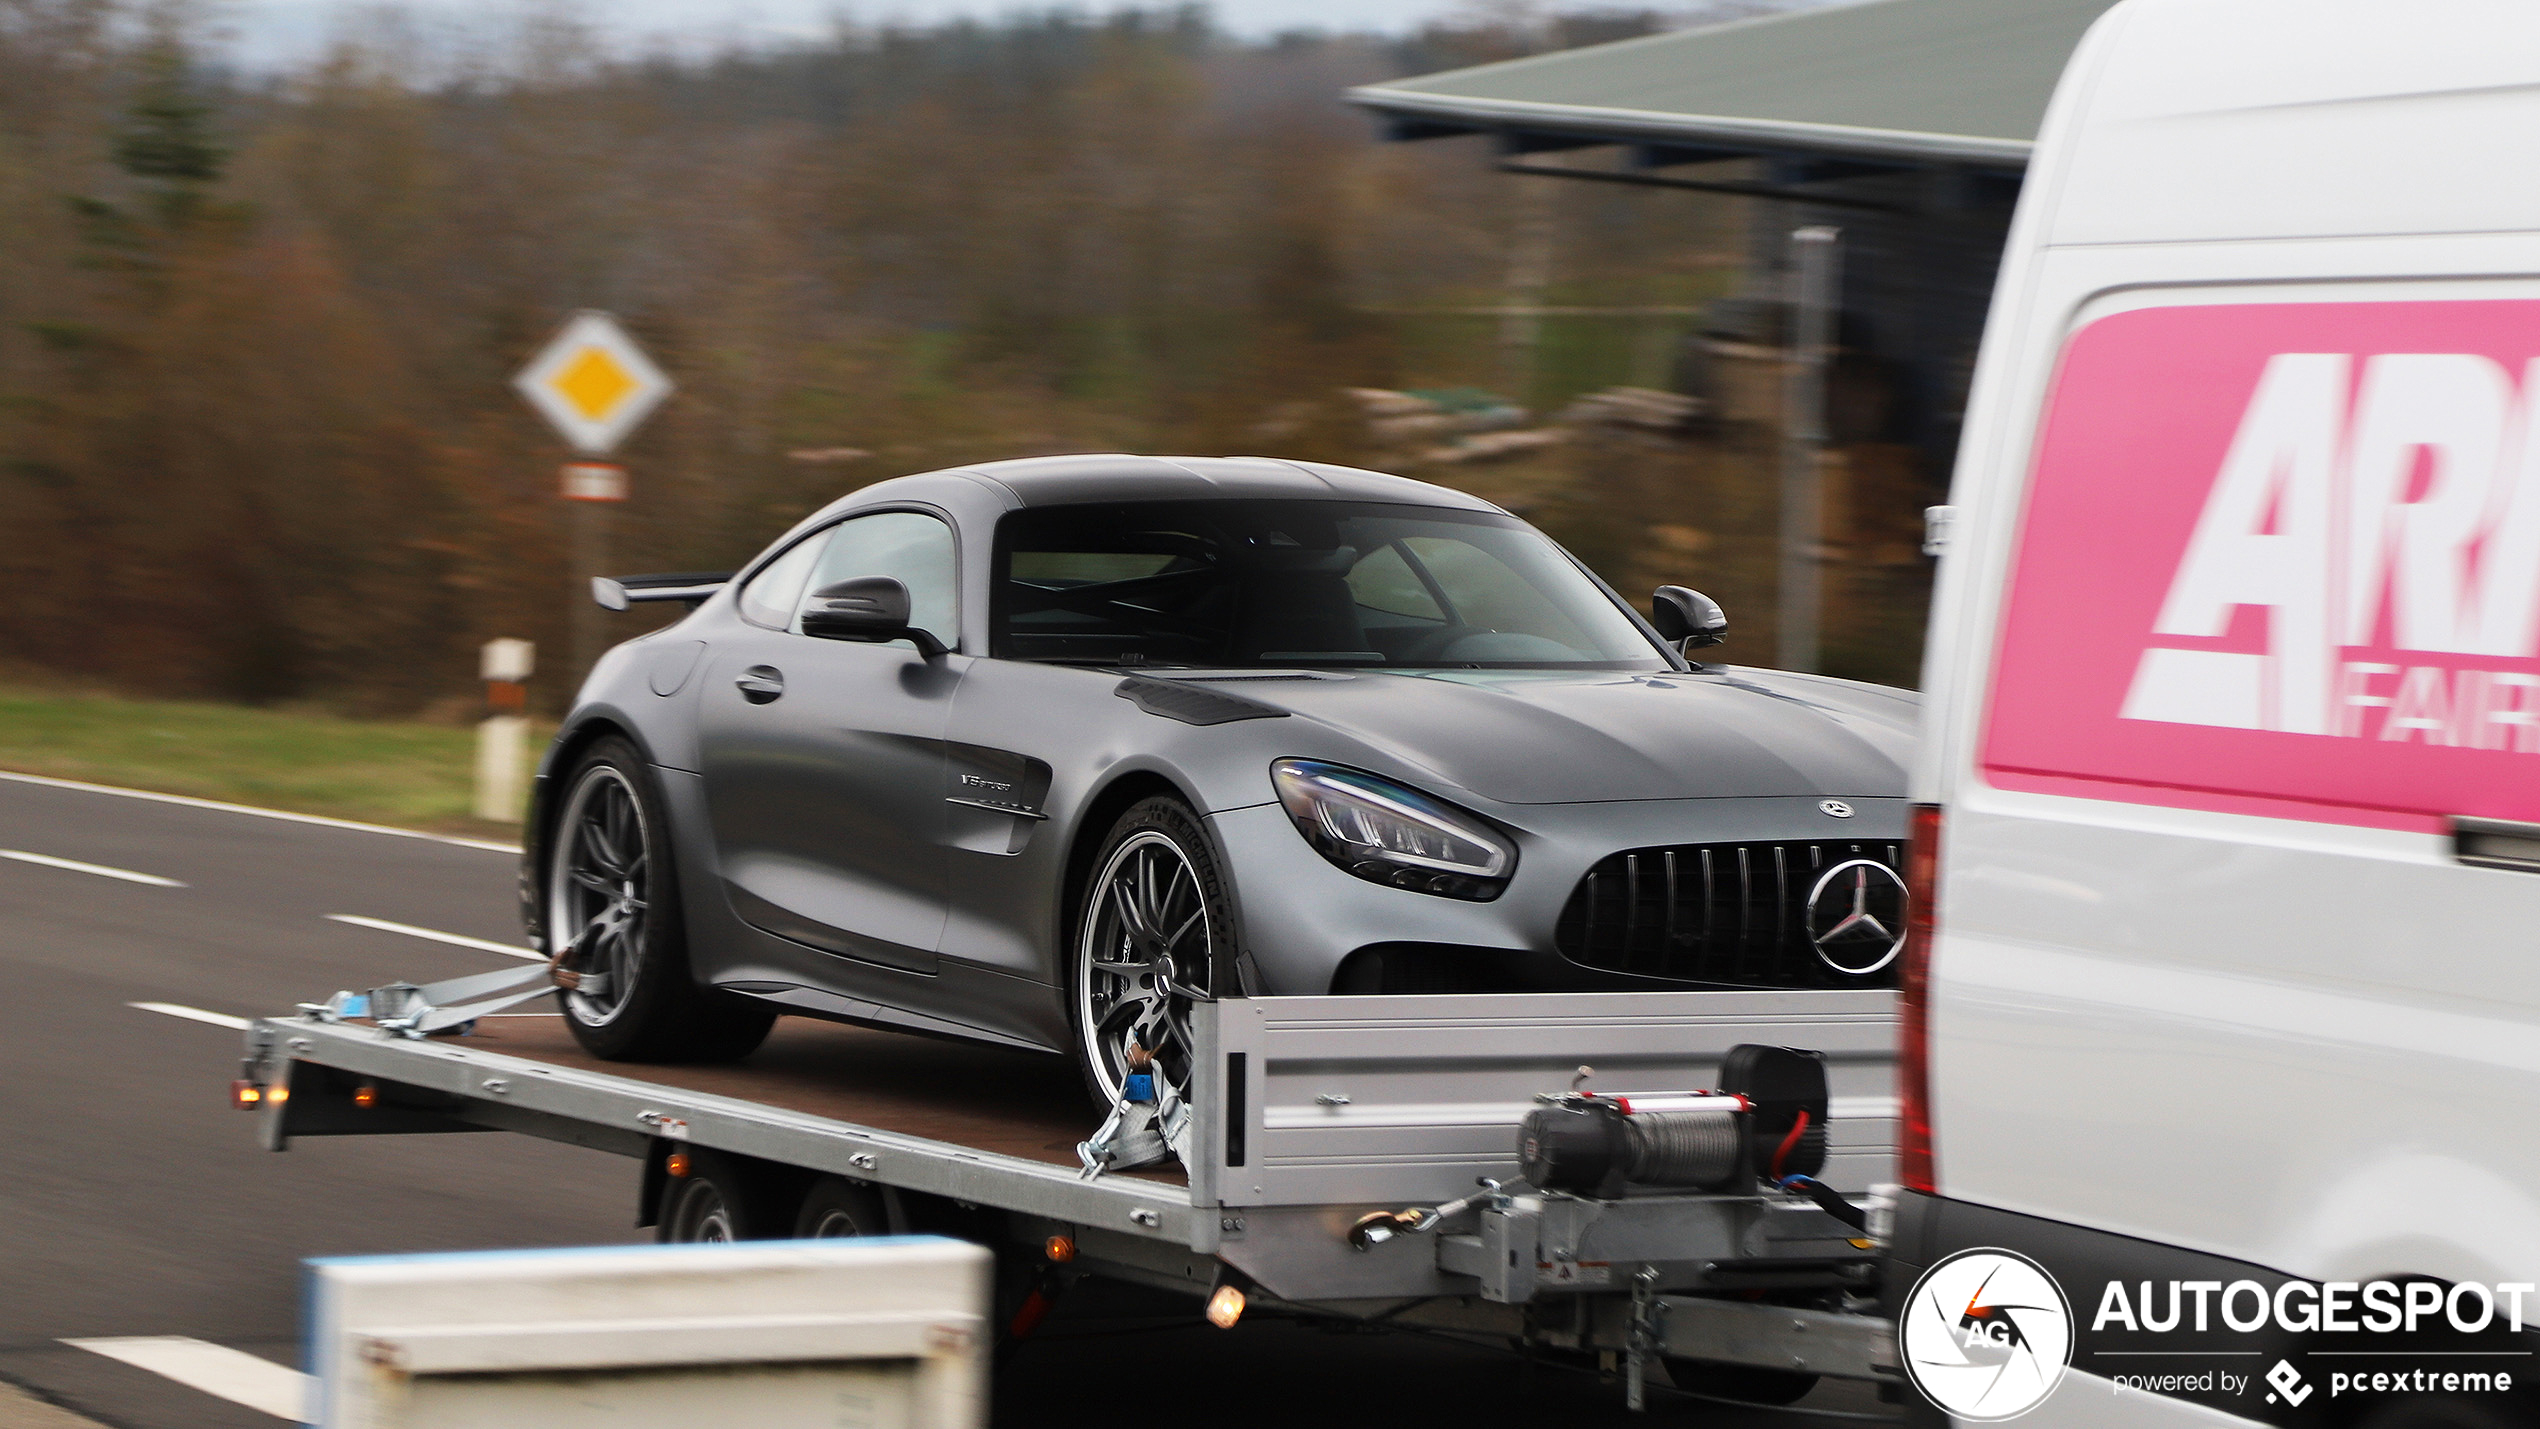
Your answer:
(237, 983), (1901, 1413)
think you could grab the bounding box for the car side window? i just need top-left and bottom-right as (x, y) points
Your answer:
(796, 511), (959, 650)
(735, 531), (828, 629)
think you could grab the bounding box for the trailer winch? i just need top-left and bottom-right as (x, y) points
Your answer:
(1518, 1045), (1831, 1195)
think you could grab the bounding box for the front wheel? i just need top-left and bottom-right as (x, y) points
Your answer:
(1070, 797), (1230, 1112)
(546, 737), (774, 1062)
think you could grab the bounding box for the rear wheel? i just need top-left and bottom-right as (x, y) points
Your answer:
(791, 1177), (887, 1239)
(1070, 797), (1229, 1111)
(547, 737), (774, 1062)
(658, 1149), (770, 1243)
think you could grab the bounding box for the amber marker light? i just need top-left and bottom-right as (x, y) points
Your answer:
(352, 1085), (379, 1110)
(1205, 1284), (1246, 1329)
(664, 1151), (692, 1178)
(230, 1080), (262, 1110)
(1044, 1235), (1076, 1264)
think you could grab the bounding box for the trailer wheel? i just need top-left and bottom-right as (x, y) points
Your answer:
(548, 737), (774, 1063)
(1662, 1358), (1819, 1407)
(791, 1177), (885, 1238)
(658, 1149), (771, 1243)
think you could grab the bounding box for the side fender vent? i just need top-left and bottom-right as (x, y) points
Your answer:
(1115, 677), (1289, 726)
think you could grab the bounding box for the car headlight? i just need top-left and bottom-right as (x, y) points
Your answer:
(1269, 759), (1514, 901)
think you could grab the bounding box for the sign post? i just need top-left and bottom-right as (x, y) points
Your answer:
(512, 312), (673, 684)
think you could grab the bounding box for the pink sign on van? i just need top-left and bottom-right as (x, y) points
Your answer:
(1985, 299), (2540, 831)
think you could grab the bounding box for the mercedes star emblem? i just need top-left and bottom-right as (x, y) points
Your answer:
(1806, 859), (1908, 975)
(1819, 799), (1854, 818)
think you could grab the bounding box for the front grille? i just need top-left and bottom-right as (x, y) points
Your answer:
(1554, 839), (1904, 989)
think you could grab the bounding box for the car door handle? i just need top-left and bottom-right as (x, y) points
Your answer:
(735, 666), (785, 704)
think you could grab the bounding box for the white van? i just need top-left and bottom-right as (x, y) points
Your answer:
(1887, 3), (2540, 1427)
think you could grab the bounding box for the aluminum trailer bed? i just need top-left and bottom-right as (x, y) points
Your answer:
(239, 988), (1902, 1410)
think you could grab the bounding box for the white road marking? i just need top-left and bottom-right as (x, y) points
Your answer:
(328, 913), (543, 961)
(63, 1337), (309, 1421)
(0, 850), (184, 887)
(0, 769), (520, 854)
(127, 1002), (252, 1030)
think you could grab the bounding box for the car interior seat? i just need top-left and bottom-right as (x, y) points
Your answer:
(1232, 566), (1367, 661)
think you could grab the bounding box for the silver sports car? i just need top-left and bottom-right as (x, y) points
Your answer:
(523, 454), (1914, 1110)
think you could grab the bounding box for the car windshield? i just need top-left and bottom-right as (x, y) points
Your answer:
(993, 499), (1668, 670)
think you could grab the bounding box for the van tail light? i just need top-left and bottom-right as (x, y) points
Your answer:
(1897, 802), (1942, 1195)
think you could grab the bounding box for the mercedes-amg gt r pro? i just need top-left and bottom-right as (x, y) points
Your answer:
(523, 454), (1916, 1111)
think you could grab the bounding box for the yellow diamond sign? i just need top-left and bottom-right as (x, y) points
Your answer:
(513, 311), (672, 454)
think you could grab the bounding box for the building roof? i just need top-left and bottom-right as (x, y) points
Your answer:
(1348, 0), (2121, 170)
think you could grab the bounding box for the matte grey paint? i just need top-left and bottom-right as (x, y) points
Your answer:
(522, 454), (1916, 1058)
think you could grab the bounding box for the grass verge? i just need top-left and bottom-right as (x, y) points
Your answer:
(0, 684), (543, 837)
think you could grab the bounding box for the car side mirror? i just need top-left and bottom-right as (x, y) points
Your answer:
(1651, 585), (1728, 650)
(801, 578), (946, 658)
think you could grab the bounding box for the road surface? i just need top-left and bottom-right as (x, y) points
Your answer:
(0, 771), (1886, 1427)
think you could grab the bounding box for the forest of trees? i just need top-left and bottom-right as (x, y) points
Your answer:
(0, 1), (1782, 712)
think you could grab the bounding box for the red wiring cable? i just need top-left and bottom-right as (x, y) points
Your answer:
(1769, 1108), (1812, 1182)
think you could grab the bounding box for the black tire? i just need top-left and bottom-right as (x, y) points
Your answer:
(658, 1149), (773, 1243)
(1069, 796), (1232, 1112)
(791, 1176), (887, 1239)
(1662, 1359), (1819, 1407)
(546, 736), (774, 1063)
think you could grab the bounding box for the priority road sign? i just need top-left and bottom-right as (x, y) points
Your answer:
(512, 311), (673, 455)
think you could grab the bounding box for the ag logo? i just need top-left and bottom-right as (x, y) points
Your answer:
(1900, 1248), (2074, 1420)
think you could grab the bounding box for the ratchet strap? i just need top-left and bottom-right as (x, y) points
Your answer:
(301, 955), (588, 1038)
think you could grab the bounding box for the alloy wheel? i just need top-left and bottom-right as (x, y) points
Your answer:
(1075, 830), (1212, 1106)
(548, 764), (649, 1027)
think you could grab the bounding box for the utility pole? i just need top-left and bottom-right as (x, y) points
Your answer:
(1778, 226), (1842, 673)
(1499, 176), (1559, 404)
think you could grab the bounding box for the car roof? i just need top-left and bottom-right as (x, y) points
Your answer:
(831, 454), (1509, 518)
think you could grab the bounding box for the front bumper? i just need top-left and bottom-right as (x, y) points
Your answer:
(1209, 795), (1908, 997)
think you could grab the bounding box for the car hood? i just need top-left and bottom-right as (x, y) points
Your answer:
(1214, 666), (1915, 805)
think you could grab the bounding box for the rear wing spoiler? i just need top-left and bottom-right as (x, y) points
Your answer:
(591, 571), (731, 611)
